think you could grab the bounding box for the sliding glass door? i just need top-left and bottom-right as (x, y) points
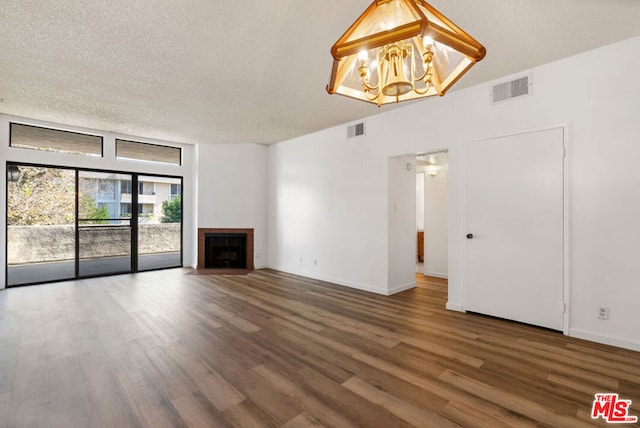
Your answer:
(78, 171), (133, 277)
(137, 175), (182, 271)
(5, 163), (182, 287)
(6, 166), (76, 286)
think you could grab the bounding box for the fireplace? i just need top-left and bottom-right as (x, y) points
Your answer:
(205, 233), (246, 268)
(198, 228), (254, 271)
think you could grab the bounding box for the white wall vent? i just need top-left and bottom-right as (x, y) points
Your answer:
(491, 75), (532, 104)
(347, 122), (365, 138)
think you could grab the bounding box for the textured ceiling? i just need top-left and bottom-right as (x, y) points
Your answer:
(1, 1), (639, 145)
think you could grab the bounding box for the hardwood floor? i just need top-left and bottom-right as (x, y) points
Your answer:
(0, 269), (638, 427)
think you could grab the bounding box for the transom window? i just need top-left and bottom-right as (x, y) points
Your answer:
(10, 123), (103, 156)
(116, 139), (181, 165)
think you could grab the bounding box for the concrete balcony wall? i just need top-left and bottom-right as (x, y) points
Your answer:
(7, 223), (181, 265)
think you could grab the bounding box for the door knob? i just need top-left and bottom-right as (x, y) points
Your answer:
(466, 233), (474, 239)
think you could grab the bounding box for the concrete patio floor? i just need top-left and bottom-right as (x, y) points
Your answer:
(7, 252), (181, 286)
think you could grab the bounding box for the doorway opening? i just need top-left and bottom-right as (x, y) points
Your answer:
(415, 151), (449, 295)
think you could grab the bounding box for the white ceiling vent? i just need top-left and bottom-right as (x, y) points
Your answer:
(347, 122), (365, 138)
(491, 75), (532, 104)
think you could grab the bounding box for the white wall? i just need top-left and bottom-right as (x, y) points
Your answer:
(388, 155), (417, 294)
(424, 169), (448, 278)
(416, 172), (424, 231)
(267, 35), (640, 351)
(267, 127), (390, 294)
(196, 143), (267, 268)
(0, 114), (196, 289)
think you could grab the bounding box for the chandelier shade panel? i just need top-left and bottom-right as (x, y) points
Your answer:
(326, 0), (486, 106)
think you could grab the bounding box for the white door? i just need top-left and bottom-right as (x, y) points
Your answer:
(463, 128), (564, 330)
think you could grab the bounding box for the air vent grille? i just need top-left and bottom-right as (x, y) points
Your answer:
(491, 75), (531, 104)
(347, 122), (365, 138)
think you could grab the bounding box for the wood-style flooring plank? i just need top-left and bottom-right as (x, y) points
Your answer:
(281, 412), (325, 428)
(0, 268), (638, 427)
(342, 376), (460, 428)
(438, 370), (593, 428)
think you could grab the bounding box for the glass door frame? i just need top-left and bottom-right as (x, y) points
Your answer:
(5, 161), (183, 287)
(76, 170), (135, 278)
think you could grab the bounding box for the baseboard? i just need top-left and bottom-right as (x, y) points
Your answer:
(446, 302), (464, 312)
(569, 328), (640, 352)
(266, 264), (388, 296)
(388, 282), (416, 295)
(423, 271), (448, 279)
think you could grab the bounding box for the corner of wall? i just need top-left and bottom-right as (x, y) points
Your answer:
(387, 282), (416, 295)
(446, 302), (464, 312)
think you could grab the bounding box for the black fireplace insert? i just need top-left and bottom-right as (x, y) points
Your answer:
(204, 233), (247, 269)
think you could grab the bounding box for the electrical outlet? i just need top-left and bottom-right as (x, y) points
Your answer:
(313, 258), (318, 266)
(597, 306), (609, 320)
(299, 257), (303, 264)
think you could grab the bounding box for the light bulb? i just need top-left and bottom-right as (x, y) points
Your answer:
(358, 50), (368, 62)
(423, 36), (434, 47)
